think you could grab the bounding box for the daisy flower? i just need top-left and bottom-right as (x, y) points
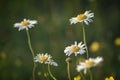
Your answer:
(76, 57), (103, 72)
(69, 10), (94, 25)
(14, 19), (37, 31)
(64, 41), (86, 56)
(34, 53), (58, 66)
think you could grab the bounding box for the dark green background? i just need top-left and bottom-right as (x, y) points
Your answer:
(0, 0), (120, 80)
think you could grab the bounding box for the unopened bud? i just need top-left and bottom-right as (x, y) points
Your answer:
(65, 57), (72, 62)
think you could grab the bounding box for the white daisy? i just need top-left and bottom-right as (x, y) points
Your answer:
(69, 10), (94, 25)
(64, 41), (86, 56)
(34, 53), (58, 66)
(14, 19), (37, 31)
(34, 53), (51, 64)
(76, 57), (103, 72)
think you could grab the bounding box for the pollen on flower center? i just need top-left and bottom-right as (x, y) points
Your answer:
(77, 14), (87, 20)
(21, 21), (29, 26)
(40, 56), (48, 61)
(85, 61), (95, 66)
(71, 46), (80, 52)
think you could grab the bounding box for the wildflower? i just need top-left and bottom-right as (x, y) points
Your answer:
(14, 19), (37, 31)
(69, 10), (94, 25)
(34, 53), (58, 66)
(90, 41), (100, 52)
(114, 37), (120, 46)
(105, 76), (114, 80)
(64, 41), (86, 56)
(74, 75), (81, 80)
(76, 57), (103, 72)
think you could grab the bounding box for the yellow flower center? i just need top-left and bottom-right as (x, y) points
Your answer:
(77, 14), (87, 20)
(105, 76), (114, 80)
(71, 46), (80, 52)
(85, 61), (95, 66)
(21, 21), (29, 26)
(74, 76), (81, 80)
(114, 38), (120, 46)
(40, 56), (48, 61)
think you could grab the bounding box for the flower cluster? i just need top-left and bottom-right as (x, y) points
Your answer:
(66, 10), (105, 80)
(14, 18), (58, 80)
(65, 10), (103, 75)
(14, 10), (115, 80)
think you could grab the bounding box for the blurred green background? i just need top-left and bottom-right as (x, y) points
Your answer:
(0, 0), (120, 80)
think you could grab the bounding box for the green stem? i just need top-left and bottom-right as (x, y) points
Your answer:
(82, 24), (93, 80)
(82, 24), (89, 59)
(79, 72), (85, 80)
(48, 64), (57, 80)
(26, 30), (36, 80)
(67, 62), (71, 80)
(88, 69), (93, 80)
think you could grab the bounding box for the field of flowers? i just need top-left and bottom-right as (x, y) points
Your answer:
(0, 0), (120, 80)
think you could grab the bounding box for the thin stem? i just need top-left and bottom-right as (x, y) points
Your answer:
(67, 62), (71, 80)
(79, 72), (86, 80)
(26, 30), (34, 57)
(82, 24), (93, 80)
(26, 30), (36, 80)
(88, 69), (93, 80)
(48, 64), (57, 80)
(82, 24), (89, 59)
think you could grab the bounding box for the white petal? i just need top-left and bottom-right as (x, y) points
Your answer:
(76, 65), (86, 72)
(25, 27), (29, 30)
(84, 10), (91, 15)
(23, 19), (27, 21)
(14, 23), (21, 27)
(75, 52), (78, 56)
(84, 20), (89, 25)
(88, 13), (94, 17)
(87, 19), (93, 22)
(29, 20), (37, 24)
(80, 44), (85, 48)
(69, 18), (78, 24)
(74, 41), (77, 45)
(78, 42), (82, 46)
